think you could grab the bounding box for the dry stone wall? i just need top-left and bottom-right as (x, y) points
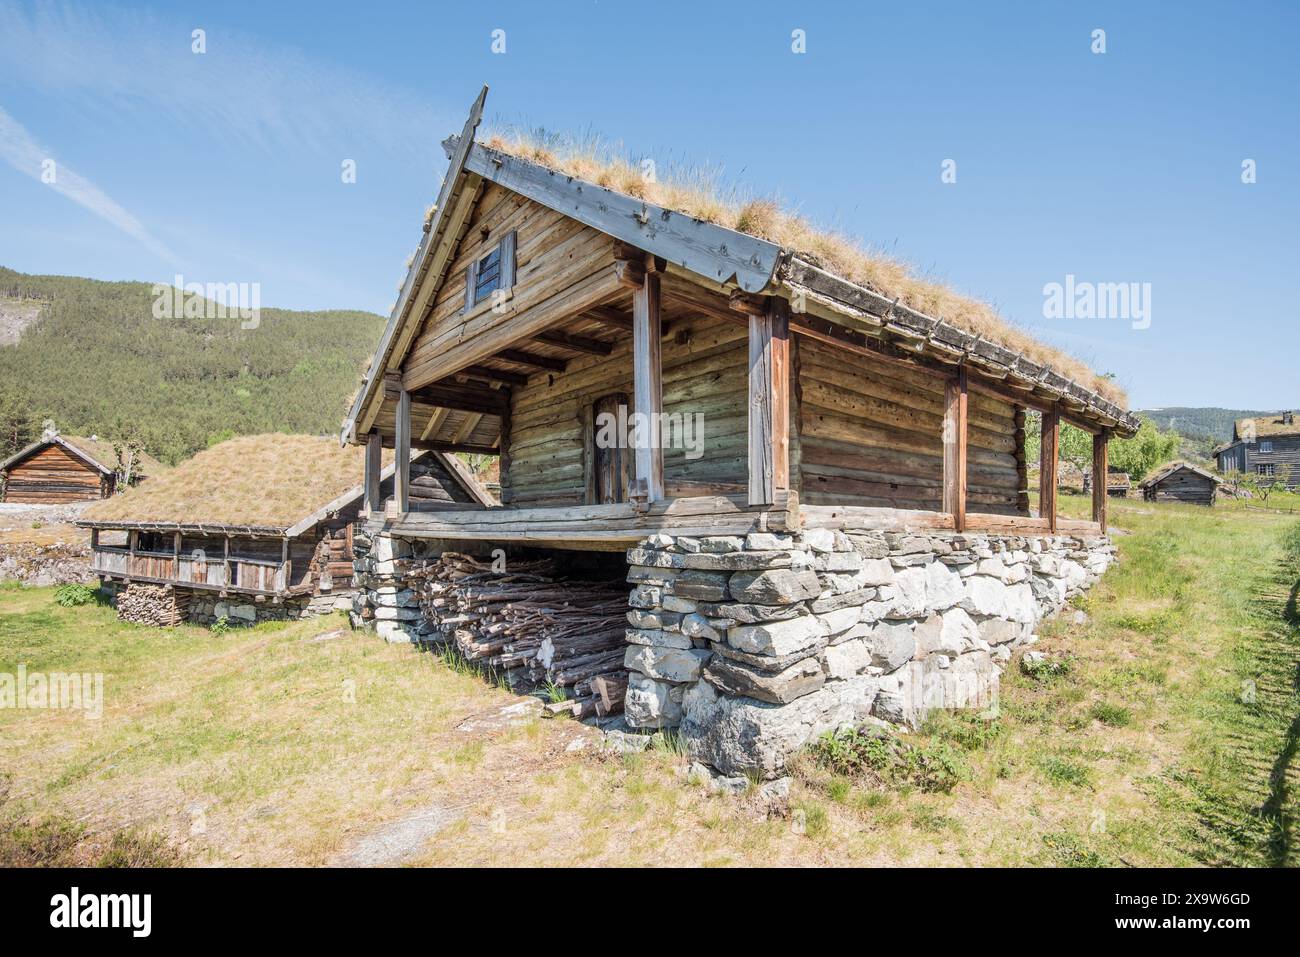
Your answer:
(624, 527), (1115, 778)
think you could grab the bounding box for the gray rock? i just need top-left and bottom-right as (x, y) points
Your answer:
(624, 645), (711, 683)
(704, 654), (825, 705)
(624, 673), (684, 728)
(697, 601), (806, 624)
(625, 627), (694, 650)
(680, 613), (720, 641)
(868, 621), (916, 671)
(661, 595), (699, 614)
(858, 557), (896, 586)
(728, 568), (821, 604)
(670, 570), (731, 601)
(603, 729), (653, 753)
(699, 536), (744, 553)
(728, 614), (827, 657)
(809, 588), (877, 613)
(711, 637), (831, 674)
(823, 637), (872, 679)
(802, 527), (837, 553)
(680, 675), (878, 778)
(745, 532), (793, 551)
(625, 608), (682, 630)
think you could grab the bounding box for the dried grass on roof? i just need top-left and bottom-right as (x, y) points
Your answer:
(482, 130), (1127, 407)
(1236, 413), (1299, 439)
(84, 434), (389, 528)
(61, 436), (163, 478)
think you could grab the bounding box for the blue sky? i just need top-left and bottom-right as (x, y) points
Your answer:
(1, 0), (1296, 409)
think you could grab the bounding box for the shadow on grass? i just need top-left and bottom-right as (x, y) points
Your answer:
(1259, 575), (1300, 866)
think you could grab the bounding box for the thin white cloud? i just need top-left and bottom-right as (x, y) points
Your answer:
(0, 1), (450, 160)
(0, 104), (180, 265)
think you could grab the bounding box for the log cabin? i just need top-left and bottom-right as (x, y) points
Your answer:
(0, 434), (159, 504)
(342, 89), (1142, 775)
(1214, 411), (1300, 488)
(1140, 461), (1221, 506)
(77, 434), (490, 626)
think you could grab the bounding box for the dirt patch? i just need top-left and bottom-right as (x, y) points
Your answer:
(0, 297), (45, 347)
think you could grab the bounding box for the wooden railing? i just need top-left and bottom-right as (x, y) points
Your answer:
(90, 547), (287, 595)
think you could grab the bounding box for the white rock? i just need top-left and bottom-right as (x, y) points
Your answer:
(802, 528), (836, 554)
(727, 615), (827, 657)
(824, 637), (872, 679)
(924, 560), (965, 610)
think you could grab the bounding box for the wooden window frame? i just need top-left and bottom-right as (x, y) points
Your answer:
(464, 230), (517, 311)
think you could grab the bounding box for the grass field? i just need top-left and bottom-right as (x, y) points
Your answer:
(2, 495), (1297, 867)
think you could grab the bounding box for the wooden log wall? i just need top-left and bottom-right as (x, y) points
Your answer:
(1, 445), (109, 504)
(400, 187), (619, 392)
(407, 454), (481, 511)
(503, 315), (749, 506)
(796, 337), (1022, 514)
(1144, 470), (1218, 506)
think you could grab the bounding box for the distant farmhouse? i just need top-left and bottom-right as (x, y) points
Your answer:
(1215, 411), (1299, 488)
(0, 433), (159, 504)
(77, 434), (490, 626)
(1140, 461), (1222, 506)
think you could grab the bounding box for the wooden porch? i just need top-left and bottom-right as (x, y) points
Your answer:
(89, 531), (292, 598)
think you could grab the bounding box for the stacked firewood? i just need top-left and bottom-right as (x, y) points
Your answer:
(116, 584), (190, 627)
(411, 553), (628, 719)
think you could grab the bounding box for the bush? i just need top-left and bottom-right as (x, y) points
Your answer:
(210, 616), (232, 636)
(812, 727), (969, 794)
(53, 583), (96, 607)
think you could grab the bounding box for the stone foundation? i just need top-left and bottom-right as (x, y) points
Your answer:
(624, 527), (1115, 777)
(103, 580), (350, 627)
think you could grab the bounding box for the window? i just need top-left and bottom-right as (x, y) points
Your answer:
(464, 230), (516, 310)
(1259, 441), (1273, 453)
(1258, 464), (1275, 477)
(473, 245), (502, 304)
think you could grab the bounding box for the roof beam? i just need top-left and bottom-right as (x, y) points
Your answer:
(459, 364), (530, 387)
(532, 329), (614, 356)
(493, 348), (567, 372)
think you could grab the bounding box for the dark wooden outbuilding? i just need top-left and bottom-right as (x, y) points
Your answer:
(0, 434), (159, 504)
(1140, 462), (1221, 506)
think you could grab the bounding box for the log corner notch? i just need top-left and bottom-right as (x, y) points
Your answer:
(744, 295), (791, 506)
(942, 366), (969, 531)
(1092, 427), (1110, 533)
(630, 251), (664, 503)
(1040, 402), (1060, 533)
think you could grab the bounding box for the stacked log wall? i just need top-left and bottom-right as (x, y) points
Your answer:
(1, 445), (109, 504)
(796, 337), (1022, 515)
(503, 315), (748, 506)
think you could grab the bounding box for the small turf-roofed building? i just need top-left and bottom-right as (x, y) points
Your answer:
(0, 434), (160, 504)
(1214, 411), (1300, 488)
(340, 90), (1142, 778)
(1140, 461), (1222, 506)
(78, 434), (490, 626)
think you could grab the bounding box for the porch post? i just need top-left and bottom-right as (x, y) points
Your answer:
(632, 258), (664, 502)
(363, 432), (383, 514)
(748, 297), (790, 506)
(942, 367), (969, 530)
(395, 387), (412, 513)
(1092, 428), (1109, 533)
(1040, 403), (1059, 533)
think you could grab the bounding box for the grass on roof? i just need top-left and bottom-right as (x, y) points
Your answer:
(83, 434), (389, 528)
(481, 129), (1127, 407)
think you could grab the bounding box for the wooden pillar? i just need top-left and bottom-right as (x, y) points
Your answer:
(363, 432), (382, 514)
(748, 297), (791, 506)
(1092, 428), (1109, 532)
(1040, 404), (1059, 533)
(89, 527), (98, 548)
(632, 260), (664, 503)
(942, 367), (969, 530)
(280, 537), (291, 593)
(394, 388), (412, 513)
(223, 535), (231, 592)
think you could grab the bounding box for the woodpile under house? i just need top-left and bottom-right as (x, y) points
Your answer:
(0, 434), (159, 504)
(342, 89), (1140, 775)
(78, 434), (490, 626)
(1140, 462), (1222, 506)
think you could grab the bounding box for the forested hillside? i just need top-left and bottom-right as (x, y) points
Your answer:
(1137, 406), (1268, 456)
(0, 268), (384, 464)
